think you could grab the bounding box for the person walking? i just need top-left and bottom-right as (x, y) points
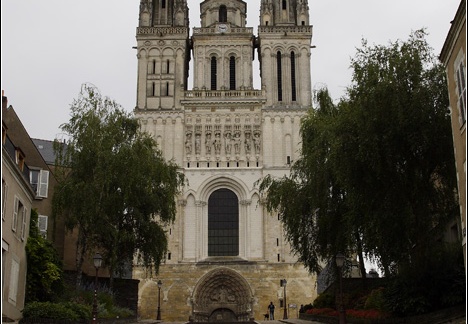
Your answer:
(299, 304), (305, 313)
(268, 301), (275, 320)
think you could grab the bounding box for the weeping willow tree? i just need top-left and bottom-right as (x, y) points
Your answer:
(53, 84), (185, 288)
(258, 30), (458, 280)
(258, 88), (353, 278)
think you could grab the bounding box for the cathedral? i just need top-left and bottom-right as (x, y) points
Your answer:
(132, 0), (317, 321)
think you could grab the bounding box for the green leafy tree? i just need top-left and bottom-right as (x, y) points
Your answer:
(336, 29), (457, 276)
(258, 89), (351, 276)
(258, 30), (458, 279)
(25, 209), (64, 302)
(53, 84), (185, 287)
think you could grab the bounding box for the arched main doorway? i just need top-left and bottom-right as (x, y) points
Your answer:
(209, 308), (237, 322)
(192, 267), (253, 322)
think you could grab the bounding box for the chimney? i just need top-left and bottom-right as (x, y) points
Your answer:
(2, 90), (8, 110)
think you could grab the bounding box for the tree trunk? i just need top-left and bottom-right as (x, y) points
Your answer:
(381, 255), (391, 278)
(75, 227), (87, 289)
(109, 265), (114, 290)
(354, 230), (367, 289)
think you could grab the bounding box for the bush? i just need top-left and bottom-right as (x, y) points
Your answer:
(63, 302), (92, 320)
(303, 303), (314, 313)
(25, 210), (64, 303)
(23, 298), (134, 321)
(364, 287), (387, 311)
(98, 304), (135, 319)
(306, 308), (338, 316)
(383, 243), (465, 316)
(63, 284), (134, 319)
(22, 301), (90, 320)
(347, 309), (390, 320)
(313, 293), (335, 309)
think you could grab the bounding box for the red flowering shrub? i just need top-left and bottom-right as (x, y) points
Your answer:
(306, 308), (390, 320)
(306, 308), (335, 316)
(347, 309), (390, 319)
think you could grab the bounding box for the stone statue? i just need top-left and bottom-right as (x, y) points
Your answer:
(195, 133), (201, 154)
(224, 132), (232, 155)
(244, 132), (252, 154)
(253, 131), (261, 154)
(185, 132), (192, 154)
(213, 132), (222, 155)
(233, 131), (241, 155)
(205, 132), (212, 155)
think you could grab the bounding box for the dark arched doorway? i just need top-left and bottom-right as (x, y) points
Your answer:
(209, 308), (237, 322)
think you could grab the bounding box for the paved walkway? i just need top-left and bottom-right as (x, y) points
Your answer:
(130, 316), (468, 324)
(268, 319), (325, 324)
(132, 319), (325, 324)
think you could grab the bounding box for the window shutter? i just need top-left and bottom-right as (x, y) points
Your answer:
(12, 197), (19, 232)
(21, 208), (27, 241)
(38, 170), (49, 198)
(38, 215), (48, 238)
(8, 259), (19, 304)
(2, 181), (8, 220)
(29, 169), (39, 195)
(455, 62), (466, 125)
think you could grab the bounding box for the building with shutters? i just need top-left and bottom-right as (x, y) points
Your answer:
(132, 0), (318, 321)
(440, 0), (466, 269)
(2, 92), (55, 322)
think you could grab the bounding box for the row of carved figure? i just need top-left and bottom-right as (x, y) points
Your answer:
(185, 130), (261, 156)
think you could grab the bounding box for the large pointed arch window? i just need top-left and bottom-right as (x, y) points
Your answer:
(229, 56), (236, 90)
(211, 57), (217, 90)
(208, 188), (239, 256)
(290, 51), (296, 101)
(219, 5), (227, 22)
(277, 51), (283, 101)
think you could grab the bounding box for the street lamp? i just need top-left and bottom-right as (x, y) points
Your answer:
(157, 280), (162, 320)
(282, 279), (288, 320)
(335, 253), (346, 324)
(92, 253), (103, 323)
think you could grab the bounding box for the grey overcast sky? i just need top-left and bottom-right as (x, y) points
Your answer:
(1, 1), (461, 141)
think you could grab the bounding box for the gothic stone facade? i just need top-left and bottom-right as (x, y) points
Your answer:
(133, 0), (316, 321)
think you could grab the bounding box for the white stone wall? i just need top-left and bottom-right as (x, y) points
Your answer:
(136, 103), (307, 266)
(192, 33), (254, 90)
(136, 27), (189, 110)
(133, 0), (317, 320)
(258, 26), (313, 108)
